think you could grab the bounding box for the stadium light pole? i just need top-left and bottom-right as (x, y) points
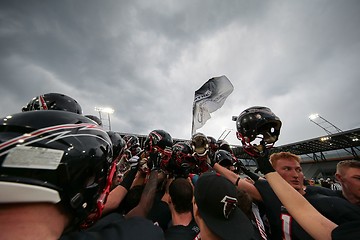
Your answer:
(308, 113), (342, 135)
(95, 107), (114, 131)
(218, 128), (233, 141)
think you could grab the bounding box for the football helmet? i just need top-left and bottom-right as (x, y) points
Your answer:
(0, 110), (114, 227)
(214, 149), (234, 168)
(85, 115), (103, 126)
(170, 141), (198, 177)
(234, 106), (282, 156)
(143, 130), (173, 172)
(207, 136), (218, 151)
(107, 131), (126, 161)
(206, 135), (218, 162)
(191, 132), (209, 157)
(216, 139), (233, 153)
(22, 93), (83, 114)
(123, 135), (140, 148)
(123, 135), (141, 157)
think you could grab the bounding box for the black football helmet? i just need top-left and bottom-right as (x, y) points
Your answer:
(234, 106), (282, 156)
(22, 93), (83, 114)
(144, 130), (173, 171)
(85, 115), (103, 126)
(123, 134), (140, 150)
(144, 130), (173, 152)
(216, 139), (233, 153)
(123, 135), (140, 147)
(207, 136), (218, 151)
(0, 110), (114, 227)
(107, 131), (126, 161)
(170, 141), (198, 177)
(206, 136), (218, 162)
(214, 149), (234, 168)
(123, 134), (142, 158)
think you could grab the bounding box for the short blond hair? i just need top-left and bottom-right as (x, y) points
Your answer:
(336, 160), (360, 175)
(270, 152), (301, 168)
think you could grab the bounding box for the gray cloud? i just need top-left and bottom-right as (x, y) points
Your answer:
(1, 0), (360, 146)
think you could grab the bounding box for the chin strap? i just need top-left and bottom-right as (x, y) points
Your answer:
(81, 160), (117, 229)
(242, 139), (275, 158)
(236, 131), (276, 158)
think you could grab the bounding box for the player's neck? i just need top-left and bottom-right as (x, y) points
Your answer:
(342, 191), (360, 206)
(0, 202), (69, 240)
(171, 210), (193, 226)
(297, 186), (306, 195)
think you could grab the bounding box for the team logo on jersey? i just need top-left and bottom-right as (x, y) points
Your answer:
(221, 195), (238, 219)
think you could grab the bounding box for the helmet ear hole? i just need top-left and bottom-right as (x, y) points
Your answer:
(270, 127), (275, 133)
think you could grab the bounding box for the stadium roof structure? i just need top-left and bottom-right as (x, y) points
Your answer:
(232, 127), (360, 162)
(119, 127), (360, 163)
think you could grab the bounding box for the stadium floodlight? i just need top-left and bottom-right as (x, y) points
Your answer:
(308, 113), (342, 135)
(95, 106), (114, 130)
(218, 128), (232, 141)
(308, 113), (319, 120)
(94, 107), (114, 114)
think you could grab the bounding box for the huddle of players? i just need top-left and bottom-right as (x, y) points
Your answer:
(1, 92), (359, 240)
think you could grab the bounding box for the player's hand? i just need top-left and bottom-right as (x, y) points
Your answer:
(148, 151), (161, 171)
(254, 141), (275, 175)
(128, 156), (139, 169)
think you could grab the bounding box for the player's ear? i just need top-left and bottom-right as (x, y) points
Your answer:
(167, 195), (172, 205)
(192, 200), (201, 219)
(335, 173), (342, 182)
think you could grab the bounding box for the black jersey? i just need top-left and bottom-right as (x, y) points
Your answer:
(305, 185), (343, 198)
(254, 180), (312, 239)
(331, 220), (360, 239)
(164, 219), (200, 240)
(60, 214), (165, 240)
(148, 191), (172, 231)
(306, 192), (360, 225)
(254, 180), (360, 240)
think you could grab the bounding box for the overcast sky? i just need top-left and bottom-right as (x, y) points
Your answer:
(1, 0), (360, 147)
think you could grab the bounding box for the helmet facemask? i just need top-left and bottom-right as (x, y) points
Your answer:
(170, 142), (198, 177)
(144, 130), (173, 173)
(191, 133), (210, 164)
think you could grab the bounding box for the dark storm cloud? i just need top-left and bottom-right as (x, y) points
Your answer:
(0, 0), (360, 145)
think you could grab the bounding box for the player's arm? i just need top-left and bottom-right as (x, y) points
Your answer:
(103, 156), (140, 215)
(213, 163), (262, 201)
(257, 157), (337, 240)
(125, 152), (161, 219)
(266, 172), (337, 240)
(125, 169), (158, 219)
(102, 185), (128, 215)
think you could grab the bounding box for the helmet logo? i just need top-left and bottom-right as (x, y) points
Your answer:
(151, 131), (163, 146)
(39, 95), (48, 110)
